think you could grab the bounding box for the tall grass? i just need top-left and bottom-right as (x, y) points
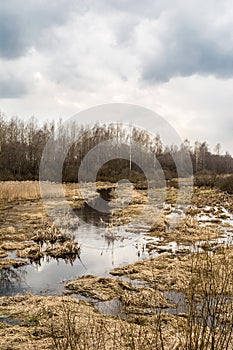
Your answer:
(44, 248), (233, 349)
(46, 299), (165, 350)
(0, 181), (82, 201)
(181, 248), (233, 349)
(0, 181), (41, 201)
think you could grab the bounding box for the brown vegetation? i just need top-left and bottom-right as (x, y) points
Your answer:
(1, 246), (233, 349)
(0, 183), (233, 348)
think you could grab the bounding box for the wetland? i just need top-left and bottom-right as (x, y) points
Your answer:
(0, 181), (233, 349)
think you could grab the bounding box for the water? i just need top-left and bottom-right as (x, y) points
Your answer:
(0, 188), (155, 295)
(1, 194), (233, 297)
(95, 298), (123, 316)
(0, 235), (150, 296)
(0, 314), (24, 325)
(93, 290), (187, 317)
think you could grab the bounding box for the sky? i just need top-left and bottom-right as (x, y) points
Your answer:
(0, 0), (233, 154)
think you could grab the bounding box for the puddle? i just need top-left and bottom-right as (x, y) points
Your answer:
(0, 315), (24, 326)
(0, 230), (153, 296)
(1, 193), (233, 298)
(163, 290), (187, 315)
(93, 290), (187, 318)
(0, 188), (155, 295)
(95, 298), (123, 316)
(0, 266), (27, 296)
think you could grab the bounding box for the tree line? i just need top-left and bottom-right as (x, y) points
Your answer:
(0, 113), (233, 182)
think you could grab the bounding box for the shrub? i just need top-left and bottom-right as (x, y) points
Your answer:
(216, 175), (233, 194)
(194, 173), (217, 187)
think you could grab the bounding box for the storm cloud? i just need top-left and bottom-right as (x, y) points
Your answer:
(1, 0), (233, 81)
(0, 0), (84, 59)
(139, 13), (233, 82)
(0, 0), (232, 153)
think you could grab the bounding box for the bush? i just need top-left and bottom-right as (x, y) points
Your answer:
(216, 174), (233, 194)
(194, 173), (217, 187)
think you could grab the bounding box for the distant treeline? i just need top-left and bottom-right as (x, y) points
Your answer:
(0, 114), (233, 183)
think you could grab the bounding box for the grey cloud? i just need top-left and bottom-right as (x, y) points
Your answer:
(89, 0), (169, 18)
(85, 0), (233, 83)
(1, 0), (233, 86)
(141, 23), (233, 82)
(0, 77), (28, 98)
(0, 16), (27, 58)
(92, 0), (233, 82)
(130, 5), (233, 83)
(0, 0), (85, 59)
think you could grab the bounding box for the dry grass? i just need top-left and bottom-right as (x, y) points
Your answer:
(0, 183), (233, 348)
(0, 294), (176, 350)
(0, 180), (116, 204)
(1, 247), (233, 350)
(179, 247), (233, 349)
(0, 181), (85, 202)
(65, 275), (137, 301)
(111, 252), (191, 292)
(0, 247), (233, 349)
(45, 241), (80, 259)
(0, 181), (41, 201)
(17, 245), (43, 261)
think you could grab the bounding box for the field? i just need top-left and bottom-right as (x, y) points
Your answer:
(0, 181), (233, 349)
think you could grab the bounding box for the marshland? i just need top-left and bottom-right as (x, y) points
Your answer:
(1, 180), (233, 349)
(0, 116), (233, 349)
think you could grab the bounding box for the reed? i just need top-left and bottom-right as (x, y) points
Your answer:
(0, 181), (82, 201)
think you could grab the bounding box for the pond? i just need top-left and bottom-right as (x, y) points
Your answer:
(1, 189), (233, 297)
(0, 188), (159, 296)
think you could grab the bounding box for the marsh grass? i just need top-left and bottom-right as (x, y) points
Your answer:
(0, 181), (81, 202)
(1, 248), (233, 349)
(1, 183), (233, 348)
(46, 299), (166, 350)
(48, 248), (233, 350)
(180, 247), (233, 349)
(0, 181), (42, 201)
(0, 181), (116, 206)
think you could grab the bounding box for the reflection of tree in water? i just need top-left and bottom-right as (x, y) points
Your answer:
(46, 254), (80, 266)
(0, 267), (26, 295)
(74, 188), (112, 226)
(31, 252), (82, 268)
(100, 225), (148, 265)
(100, 227), (123, 266)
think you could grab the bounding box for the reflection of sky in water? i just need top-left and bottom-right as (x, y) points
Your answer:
(1, 219), (152, 295)
(2, 200), (233, 296)
(1, 188), (157, 296)
(24, 239), (146, 295)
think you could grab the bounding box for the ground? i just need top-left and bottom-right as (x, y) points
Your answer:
(0, 181), (233, 349)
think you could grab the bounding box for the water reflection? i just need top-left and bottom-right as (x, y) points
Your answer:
(0, 267), (27, 296)
(31, 253), (80, 267)
(1, 230), (150, 296)
(74, 187), (112, 226)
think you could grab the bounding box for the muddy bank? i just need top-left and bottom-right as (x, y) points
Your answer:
(64, 256), (190, 316)
(148, 216), (221, 246)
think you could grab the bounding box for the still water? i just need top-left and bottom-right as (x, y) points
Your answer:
(1, 188), (233, 296)
(0, 189), (157, 296)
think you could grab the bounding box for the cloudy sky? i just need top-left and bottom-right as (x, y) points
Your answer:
(0, 0), (233, 153)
